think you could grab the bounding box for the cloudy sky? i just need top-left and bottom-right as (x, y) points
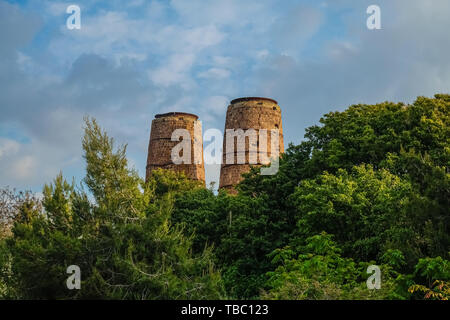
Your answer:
(1, 0), (449, 192)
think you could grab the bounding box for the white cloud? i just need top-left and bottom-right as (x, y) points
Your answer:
(183, 25), (224, 51)
(11, 155), (36, 180)
(46, 2), (67, 16)
(252, 0), (450, 145)
(0, 135), (83, 189)
(212, 56), (233, 66)
(202, 96), (229, 117)
(2, 0), (449, 194)
(170, 0), (272, 28)
(326, 41), (359, 60)
(256, 50), (269, 60)
(198, 68), (231, 80)
(270, 5), (324, 57)
(150, 53), (196, 87)
(0, 138), (20, 159)
(158, 95), (193, 114)
(128, 0), (145, 7)
(50, 10), (224, 64)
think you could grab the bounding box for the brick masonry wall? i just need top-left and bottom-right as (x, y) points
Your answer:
(219, 98), (284, 193)
(145, 112), (205, 184)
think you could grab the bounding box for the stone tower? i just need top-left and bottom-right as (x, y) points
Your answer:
(146, 112), (205, 184)
(219, 97), (284, 193)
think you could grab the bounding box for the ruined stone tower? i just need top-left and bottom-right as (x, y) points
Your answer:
(146, 112), (205, 184)
(219, 97), (284, 193)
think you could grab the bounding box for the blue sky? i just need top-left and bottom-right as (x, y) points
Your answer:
(1, 0), (449, 192)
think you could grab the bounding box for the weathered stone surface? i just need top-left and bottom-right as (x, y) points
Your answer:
(145, 112), (205, 184)
(219, 97), (284, 193)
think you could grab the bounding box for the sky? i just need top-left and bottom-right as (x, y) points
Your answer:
(0, 0), (449, 192)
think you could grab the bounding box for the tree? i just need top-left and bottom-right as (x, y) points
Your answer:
(409, 280), (450, 300)
(172, 95), (449, 298)
(237, 94), (449, 263)
(2, 118), (224, 299)
(290, 164), (426, 265)
(262, 233), (397, 300)
(173, 189), (278, 298)
(239, 94), (449, 217)
(2, 94), (448, 300)
(0, 188), (42, 239)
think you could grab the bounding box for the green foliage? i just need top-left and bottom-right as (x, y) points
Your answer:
(172, 184), (307, 298)
(240, 95), (449, 229)
(1, 118), (224, 299)
(0, 188), (42, 238)
(82, 117), (147, 222)
(409, 280), (450, 300)
(173, 190), (279, 298)
(1, 94), (449, 300)
(413, 257), (449, 286)
(0, 239), (14, 298)
(262, 233), (397, 300)
(381, 249), (406, 271)
(407, 257), (450, 300)
(290, 164), (423, 264)
(173, 94), (449, 299)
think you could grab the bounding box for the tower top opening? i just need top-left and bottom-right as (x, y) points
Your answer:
(230, 97), (278, 105)
(155, 112), (199, 120)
